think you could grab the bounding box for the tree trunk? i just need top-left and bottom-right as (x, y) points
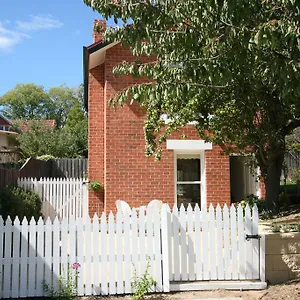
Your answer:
(264, 151), (285, 211)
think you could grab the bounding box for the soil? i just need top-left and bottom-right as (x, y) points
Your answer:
(79, 279), (300, 300)
(86, 279), (300, 300)
(259, 205), (300, 232)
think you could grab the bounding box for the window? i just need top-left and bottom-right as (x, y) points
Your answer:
(167, 140), (211, 209)
(175, 153), (203, 209)
(0, 125), (9, 131)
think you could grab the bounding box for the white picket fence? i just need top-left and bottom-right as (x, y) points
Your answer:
(0, 204), (266, 298)
(18, 177), (88, 221)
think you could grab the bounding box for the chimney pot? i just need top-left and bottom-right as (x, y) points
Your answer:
(93, 19), (107, 43)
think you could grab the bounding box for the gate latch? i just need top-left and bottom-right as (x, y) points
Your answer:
(245, 234), (261, 241)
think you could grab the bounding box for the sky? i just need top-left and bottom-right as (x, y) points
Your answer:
(0, 0), (116, 96)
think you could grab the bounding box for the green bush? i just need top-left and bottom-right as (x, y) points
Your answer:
(239, 194), (266, 212)
(0, 187), (42, 221)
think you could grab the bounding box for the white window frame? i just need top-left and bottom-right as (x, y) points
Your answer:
(174, 150), (206, 210)
(167, 140), (212, 210)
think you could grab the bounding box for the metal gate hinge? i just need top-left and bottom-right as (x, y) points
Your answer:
(245, 234), (261, 241)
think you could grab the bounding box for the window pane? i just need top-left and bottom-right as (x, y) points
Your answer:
(177, 158), (200, 181)
(177, 184), (201, 208)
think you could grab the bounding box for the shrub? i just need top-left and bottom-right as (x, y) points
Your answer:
(0, 187), (42, 221)
(132, 258), (156, 300)
(239, 194), (265, 212)
(88, 181), (103, 193)
(36, 154), (55, 161)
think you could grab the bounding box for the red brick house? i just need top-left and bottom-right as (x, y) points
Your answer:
(83, 20), (263, 215)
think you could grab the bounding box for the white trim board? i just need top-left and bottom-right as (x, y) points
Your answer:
(167, 140), (212, 151)
(170, 281), (267, 291)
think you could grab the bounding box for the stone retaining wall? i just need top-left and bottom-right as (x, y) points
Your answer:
(265, 233), (300, 284)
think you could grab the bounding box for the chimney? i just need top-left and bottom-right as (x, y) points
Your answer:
(93, 20), (107, 43)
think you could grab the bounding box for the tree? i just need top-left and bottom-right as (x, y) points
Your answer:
(64, 100), (88, 157)
(0, 84), (51, 119)
(16, 119), (88, 159)
(15, 121), (69, 158)
(0, 84), (84, 128)
(48, 85), (84, 128)
(84, 0), (300, 209)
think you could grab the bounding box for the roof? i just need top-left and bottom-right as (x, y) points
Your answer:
(11, 119), (56, 132)
(0, 114), (22, 134)
(83, 40), (119, 111)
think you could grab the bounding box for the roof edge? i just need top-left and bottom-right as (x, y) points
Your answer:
(0, 114), (22, 133)
(83, 41), (111, 111)
(83, 41), (121, 111)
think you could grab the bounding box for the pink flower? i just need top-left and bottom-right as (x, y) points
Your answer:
(72, 262), (81, 270)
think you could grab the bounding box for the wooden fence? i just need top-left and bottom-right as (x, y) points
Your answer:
(0, 151), (19, 164)
(285, 151), (300, 172)
(0, 158), (52, 189)
(0, 204), (266, 298)
(0, 168), (19, 188)
(18, 178), (88, 221)
(0, 158), (87, 188)
(51, 158), (88, 178)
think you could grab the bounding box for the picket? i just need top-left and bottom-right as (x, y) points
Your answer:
(0, 203), (264, 298)
(108, 212), (116, 295)
(93, 214), (100, 295)
(146, 206), (154, 292)
(172, 206), (180, 281)
(179, 205), (187, 280)
(230, 205), (238, 280)
(245, 205), (253, 279)
(100, 213), (108, 295)
(85, 216), (92, 295)
(187, 205), (195, 281)
(123, 211), (131, 294)
(28, 217), (36, 297)
(3, 217), (12, 298)
(223, 204), (231, 280)
(238, 205), (246, 280)
(36, 218), (45, 296)
(18, 177), (88, 221)
(19, 217), (28, 298)
(116, 212), (124, 294)
(252, 205), (260, 279)
(11, 217), (20, 298)
(194, 205), (202, 281)
(209, 204), (217, 280)
(202, 206), (209, 280)
(216, 204), (224, 280)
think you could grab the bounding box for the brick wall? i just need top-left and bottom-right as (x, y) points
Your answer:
(87, 30), (244, 215)
(88, 64), (105, 215)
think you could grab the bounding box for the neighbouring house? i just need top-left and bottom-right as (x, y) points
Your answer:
(0, 115), (55, 163)
(0, 114), (20, 163)
(83, 20), (264, 215)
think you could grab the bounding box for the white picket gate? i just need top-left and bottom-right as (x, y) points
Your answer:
(164, 204), (266, 291)
(17, 177), (88, 221)
(0, 204), (266, 298)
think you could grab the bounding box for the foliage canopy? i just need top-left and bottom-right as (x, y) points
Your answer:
(0, 84), (87, 159)
(84, 0), (300, 208)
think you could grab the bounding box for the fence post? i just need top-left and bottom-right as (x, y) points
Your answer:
(260, 234), (266, 283)
(160, 204), (170, 292)
(82, 181), (88, 218)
